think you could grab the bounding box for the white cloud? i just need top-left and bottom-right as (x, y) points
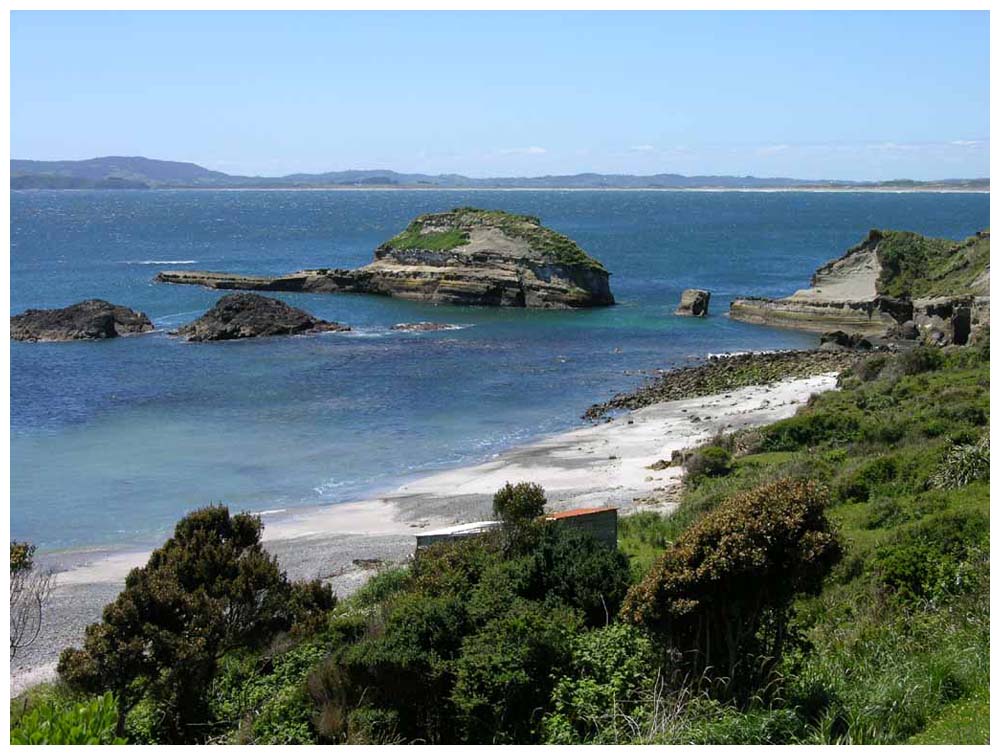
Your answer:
(629, 144), (656, 152)
(950, 140), (984, 147)
(756, 144), (790, 155)
(498, 146), (547, 155)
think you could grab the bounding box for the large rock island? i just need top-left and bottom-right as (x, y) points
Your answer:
(730, 229), (990, 345)
(11, 299), (154, 342)
(176, 293), (350, 342)
(156, 208), (614, 308)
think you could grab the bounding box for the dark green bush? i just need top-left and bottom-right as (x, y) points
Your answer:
(57, 505), (334, 743)
(856, 354), (888, 382)
(685, 445), (733, 482)
(622, 479), (841, 696)
(874, 508), (989, 603)
(898, 347), (944, 376)
(543, 623), (657, 743)
(762, 411), (862, 451)
(452, 600), (581, 743)
(836, 455), (899, 503)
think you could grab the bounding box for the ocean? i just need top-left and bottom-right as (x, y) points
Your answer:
(10, 189), (989, 551)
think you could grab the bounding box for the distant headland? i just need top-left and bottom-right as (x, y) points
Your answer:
(9, 156), (990, 192)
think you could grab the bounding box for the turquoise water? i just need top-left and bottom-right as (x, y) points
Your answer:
(11, 189), (988, 550)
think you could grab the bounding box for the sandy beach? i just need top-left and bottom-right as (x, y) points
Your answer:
(12, 371), (838, 695)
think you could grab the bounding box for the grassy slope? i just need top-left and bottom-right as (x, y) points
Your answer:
(384, 207), (606, 270)
(875, 230), (990, 298)
(620, 344), (989, 744)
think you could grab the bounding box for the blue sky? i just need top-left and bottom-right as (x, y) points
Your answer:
(10, 10), (990, 180)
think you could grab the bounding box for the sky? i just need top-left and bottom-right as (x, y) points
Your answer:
(10, 10), (990, 180)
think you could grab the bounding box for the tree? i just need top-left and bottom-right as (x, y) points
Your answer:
(57, 505), (334, 742)
(492, 482), (547, 552)
(10, 541), (54, 661)
(621, 479), (841, 698)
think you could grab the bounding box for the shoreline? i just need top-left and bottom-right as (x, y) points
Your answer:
(11, 186), (989, 194)
(12, 370), (838, 696)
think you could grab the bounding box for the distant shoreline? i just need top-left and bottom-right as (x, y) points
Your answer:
(11, 185), (990, 194)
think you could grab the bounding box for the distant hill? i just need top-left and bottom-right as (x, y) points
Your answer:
(9, 156), (990, 191)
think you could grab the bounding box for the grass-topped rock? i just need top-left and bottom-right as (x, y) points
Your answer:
(730, 229), (990, 345)
(157, 208), (614, 309)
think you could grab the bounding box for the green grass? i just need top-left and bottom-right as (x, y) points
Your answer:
(384, 224), (470, 252)
(384, 207), (606, 270)
(908, 695), (990, 744)
(872, 229), (990, 298)
(617, 345), (990, 744)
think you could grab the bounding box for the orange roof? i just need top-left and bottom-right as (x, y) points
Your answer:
(545, 506), (617, 521)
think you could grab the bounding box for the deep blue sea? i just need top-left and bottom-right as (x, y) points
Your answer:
(10, 189), (989, 551)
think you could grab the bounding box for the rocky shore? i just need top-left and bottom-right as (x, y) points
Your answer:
(584, 349), (856, 420)
(156, 207), (615, 309)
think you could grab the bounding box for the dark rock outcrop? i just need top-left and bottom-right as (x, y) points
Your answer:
(156, 208), (614, 309)
(175, 293), (350, 342)
(11, 300), (154, 342)
(675, 289), (711, 317)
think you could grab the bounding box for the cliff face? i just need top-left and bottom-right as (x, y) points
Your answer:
(156, 208), (614, 309)
(730, 230), (990, 344)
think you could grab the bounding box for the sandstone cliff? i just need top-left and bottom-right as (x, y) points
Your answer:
(156, 208), (614, 309)
(730, 230), (990, 344)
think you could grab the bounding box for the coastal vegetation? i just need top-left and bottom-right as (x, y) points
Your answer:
(383, 207), (608, 271)
(870, 229), (990, 299)
(10, 339), (988, 744)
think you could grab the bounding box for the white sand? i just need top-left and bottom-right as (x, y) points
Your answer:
(12, 372), (838, 695)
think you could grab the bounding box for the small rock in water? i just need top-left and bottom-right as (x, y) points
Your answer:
(674, 288), (711, 317)
(11, 299), (154, 342)
(390, 321), (460, 332)
(176, 293), (349, 342)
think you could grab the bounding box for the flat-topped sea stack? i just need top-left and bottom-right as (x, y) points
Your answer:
(175, 293), (350, 342)
(675, 288), (711, 317)
(730, 229), (990, 345)
(156, 208), (614, 309)
(11, 299), (154, 342)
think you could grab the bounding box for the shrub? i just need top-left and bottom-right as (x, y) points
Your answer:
(10, 692), (126, 745)
(873, 508), (989, 603)
(854, 354), (889, 382)
(930, 436), (989, 489)
(762, 411), (862, 451)
(332, 590), (471, 743)
(346, 707), (402, 744)
(57, 505), (334, 743)
(528, 526), (632, 626)
(621, 479), (841, 697)
(897, 347), (944, 376)
(684, 446), (733, 482)
(452, 600), (581, 743)
(836, 455), (899, 503)
(543, 623), (657, 743)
